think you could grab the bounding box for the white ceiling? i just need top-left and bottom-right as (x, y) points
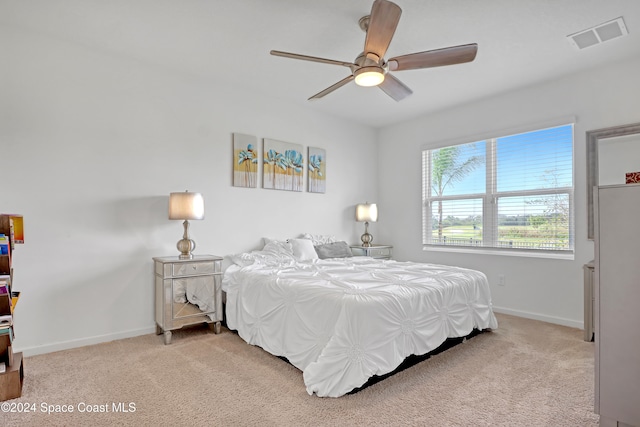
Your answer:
(3, 0), (640, 128)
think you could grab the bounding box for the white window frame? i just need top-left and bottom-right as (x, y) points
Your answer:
(422, 122), (575, 259)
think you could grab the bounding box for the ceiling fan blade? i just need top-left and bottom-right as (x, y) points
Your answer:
(378, 73), (412, 101)
(364, 0), (402, 60)
(308, 75), (355, 100)
(270, 50), (354, 68)
(388, 43), (478, 71)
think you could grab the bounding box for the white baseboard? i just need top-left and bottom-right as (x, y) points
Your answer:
(15, 325), (157, 357)
(492, 306), (583, 330)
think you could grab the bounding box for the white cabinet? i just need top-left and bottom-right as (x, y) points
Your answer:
(594, 184), (640, 427)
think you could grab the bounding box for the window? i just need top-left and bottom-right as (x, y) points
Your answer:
(422, 124), (574, 255)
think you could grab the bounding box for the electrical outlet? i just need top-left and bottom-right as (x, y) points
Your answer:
(498, 274), (506, 286)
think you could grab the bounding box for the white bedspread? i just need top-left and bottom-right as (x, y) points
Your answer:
(223, 257), (498, 397)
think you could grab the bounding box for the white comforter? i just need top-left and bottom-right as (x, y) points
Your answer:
(223, 257), (498, 397)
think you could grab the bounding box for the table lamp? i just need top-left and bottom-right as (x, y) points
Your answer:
(356, 202), (378, 247)
(169, 191), (204, 259)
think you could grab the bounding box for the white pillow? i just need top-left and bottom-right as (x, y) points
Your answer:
(227, 252), (260, 267)
(300, 233), (338, 246)
(262, 240), (294, 257)
(289, 238), (319, 261)
(227, 248), (295, 267)
(227, 240), (296, 268)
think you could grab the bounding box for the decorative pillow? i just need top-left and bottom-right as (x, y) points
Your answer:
(227, 252), (261, 267)
(227, 241), (296, 267)
(262, 237), (289, 248)
(289, 238), (319, 261)
(301, 233), (338, 246)
(314, 241), (353, 259)
(262, 240), (294, 257)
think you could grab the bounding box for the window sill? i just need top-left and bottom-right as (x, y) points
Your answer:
(422, 245), (575, 260)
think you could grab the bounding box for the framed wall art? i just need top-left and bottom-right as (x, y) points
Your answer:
(263, 138), (303, 192)
(233, 133), (258, 188)
(308, 147), (326, 193)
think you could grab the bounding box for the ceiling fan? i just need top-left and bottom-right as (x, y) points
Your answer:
(270, 0), (478, 102)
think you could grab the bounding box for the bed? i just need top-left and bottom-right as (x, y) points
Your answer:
(222, 238), (498, 397)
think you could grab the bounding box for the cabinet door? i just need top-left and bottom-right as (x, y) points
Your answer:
(369, 247), (391, 258)
(172, 275), (216, 319)
(596, 185), (640, 425)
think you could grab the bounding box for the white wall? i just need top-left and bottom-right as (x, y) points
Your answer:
(378, 55), (640, 328)
(0, 25), (378, 355)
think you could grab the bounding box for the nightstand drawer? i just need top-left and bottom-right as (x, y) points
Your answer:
(350, 245), (393, 259)
(350, 247), (367, 257)
(172, 261), (218, 277)
(369, 247), (391, 258)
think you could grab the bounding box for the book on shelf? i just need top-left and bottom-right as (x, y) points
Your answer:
(0, 214), (23, 245)
(0, 324), (13, 341)
(9, 215), (24, 245)
(11, 291), (19, 309)
(0, 234), (9, 255)
(0, 275), (10, 288)
(0, 330), (12, 347)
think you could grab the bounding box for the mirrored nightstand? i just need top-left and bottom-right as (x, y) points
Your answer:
(153, 255), (223, 344)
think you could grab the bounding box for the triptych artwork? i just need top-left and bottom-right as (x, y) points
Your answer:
(233, 133), (326, 193)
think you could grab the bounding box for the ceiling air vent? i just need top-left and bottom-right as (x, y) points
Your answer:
(568, 17), (628, 50)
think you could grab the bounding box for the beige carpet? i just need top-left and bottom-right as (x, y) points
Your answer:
(3, 313), (598, 426)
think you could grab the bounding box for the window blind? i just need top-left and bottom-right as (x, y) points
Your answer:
(422, 123), (574, 254)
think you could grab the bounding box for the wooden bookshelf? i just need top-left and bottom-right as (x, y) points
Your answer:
(0, 214), (23, 401)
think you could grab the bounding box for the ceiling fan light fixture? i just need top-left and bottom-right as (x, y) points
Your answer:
(354, 66), (385, 87)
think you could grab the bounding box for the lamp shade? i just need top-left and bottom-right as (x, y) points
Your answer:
(356, 203), (378, 222)
(169, 191), (205, 220)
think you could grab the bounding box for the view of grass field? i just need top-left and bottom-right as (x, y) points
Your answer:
(432, 224), (570, 249)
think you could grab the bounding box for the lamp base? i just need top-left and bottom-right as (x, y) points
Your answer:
(177, 238), (196, 259)
(177, 220), (196, 259)
(360, 221), (373, 247)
